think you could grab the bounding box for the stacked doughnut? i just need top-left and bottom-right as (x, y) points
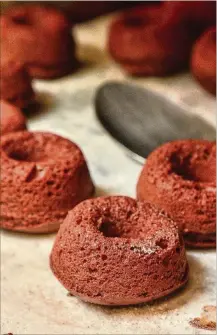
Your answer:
(0, 4), (79, 140)
(0, 3), (79, 133)
(108, 1), (216, 95)
(0, 3), (95, 234)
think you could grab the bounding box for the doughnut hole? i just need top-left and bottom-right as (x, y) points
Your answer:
(10, 9), (31, 26)
(155, 238), (168, 249)
(1, 132), (80, 164)
(97, 203), (173, 252)
(124, 16), (146, 27)
(3, 145), (48, 163)
(99, 221), (122, 238)
(170, 146), (216, 183)
(12, 15), (29, 25)
(6, 149), (32, 162)
(124, 7), (158, 28)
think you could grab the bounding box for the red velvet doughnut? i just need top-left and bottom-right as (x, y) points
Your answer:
(1, 5), (77, 79)
(137, 140), (216, 248)
(108, 4), (194, 76)
(0, 100), (27, 135)
(1, 131), (94, 233)
(0, 60), (35, 108)
(50, 196), (189, 306)
(191, 27), (216, 96)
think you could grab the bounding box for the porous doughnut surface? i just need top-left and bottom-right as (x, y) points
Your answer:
(137, 140), (216, 248)
(0, 100), (27, 135)
(1, 5), (77, 79)
(1, 131), (94, 233)
(50, 196), (188, 305)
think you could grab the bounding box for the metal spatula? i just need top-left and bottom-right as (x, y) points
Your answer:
(95, 81), (215, 161)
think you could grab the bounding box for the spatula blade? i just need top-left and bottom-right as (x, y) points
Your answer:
(95, 82), (215, 158)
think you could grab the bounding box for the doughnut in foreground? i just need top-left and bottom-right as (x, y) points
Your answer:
(50, 196), (188, 305)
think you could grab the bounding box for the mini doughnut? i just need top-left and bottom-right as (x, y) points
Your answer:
(50, 196), (189, 306)
(108, 4), (194, 76)
(0, 60), (35, 108)
(1, 131), (94, 233)
(1, 5), (77, 79)
(137, 140), (216, 248)
(191, 27), (216, 96)
(1, 100), (27, 135)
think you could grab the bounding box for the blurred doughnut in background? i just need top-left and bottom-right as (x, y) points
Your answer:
(0, 1), (216, 95)
(108, 0), (216, 94)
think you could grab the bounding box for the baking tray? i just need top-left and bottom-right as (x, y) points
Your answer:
(1, 15), (216, 335)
